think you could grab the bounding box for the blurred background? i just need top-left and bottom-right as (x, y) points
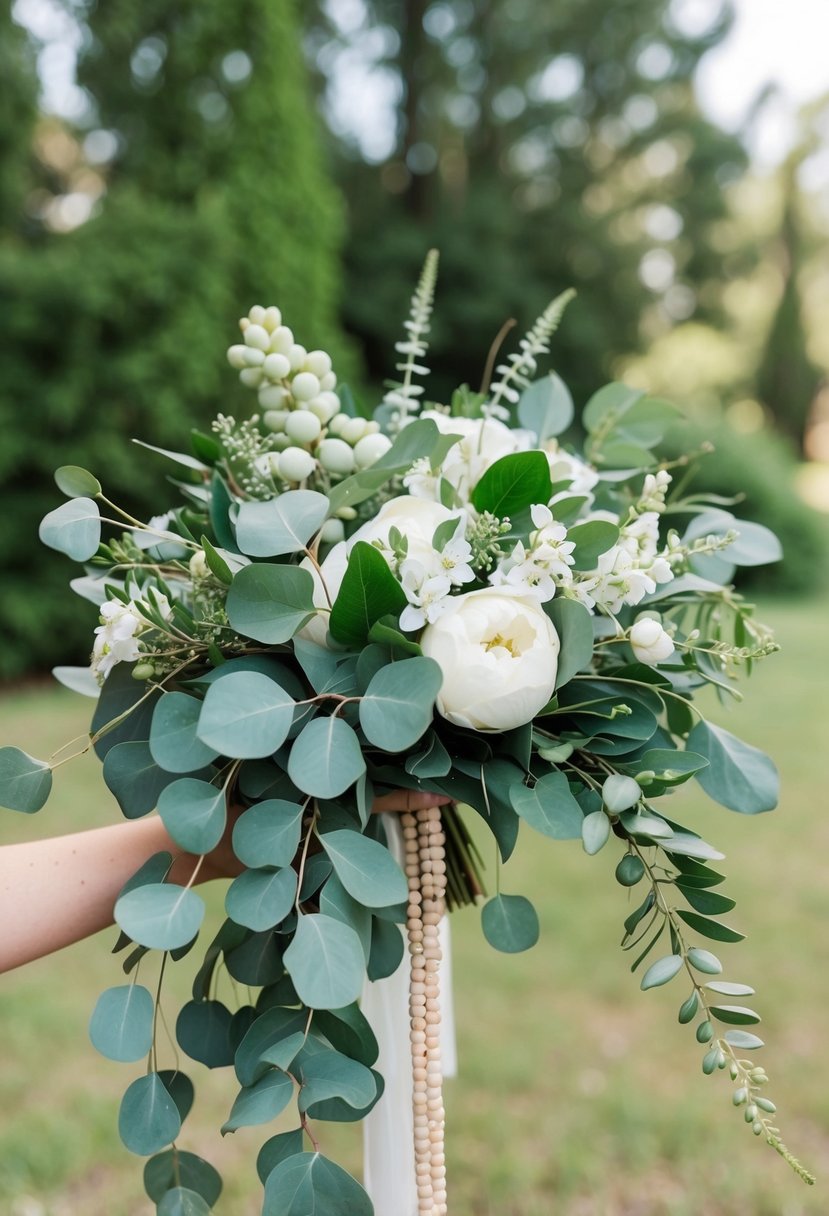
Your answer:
(1, 1), (828, 1213)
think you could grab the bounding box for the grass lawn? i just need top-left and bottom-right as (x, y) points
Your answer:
(1, 596), (827, 1215)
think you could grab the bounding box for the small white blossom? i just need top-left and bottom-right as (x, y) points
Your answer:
(403, 457), (440, 500)
(399, 559), (452, 632)
(437, 533), (475, 586)
(637, 469), (672, 513)
(629, 615), (675, 665)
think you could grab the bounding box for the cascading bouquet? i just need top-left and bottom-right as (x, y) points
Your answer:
(0, 250), (814, 1215)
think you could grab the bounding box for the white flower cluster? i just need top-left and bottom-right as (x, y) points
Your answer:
(91, 593), (172, 682)
(227, 306), (392, 486)
(489, 504), (575, 602)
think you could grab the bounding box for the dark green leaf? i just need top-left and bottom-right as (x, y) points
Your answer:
(262, 1152), (372, 1216)
(543, 598), (594, 689)
(710, 1005), (761, 1025)
(256, 1130), (304, 1186)
(676, 910), (745, 942)
(329, 541), (407, 648)
(471, 451), (552, 518)
(0, 747), (52, 813)
(55, 464), (102, 498)
(104, 741), (182, 819)
(226, 563), (316, 644)
(481, 894), (539, 953)
(676, 885), (736, 916)
(144, 1150), (222, 1207)
(118, 1073), (181, 1156)
(568, 520), (620, 569)
(367, 916), (405, 981)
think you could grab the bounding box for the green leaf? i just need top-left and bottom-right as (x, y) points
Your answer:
(52, 664), (101, 697)
(640, 954), (684, 991)
(581, 810), (610, 855)
(471, 451), (552, 518)
(226, 563), (316, 645)
(687, 720), (778, 813)
(723, 1030), (765, 1050)
(144, 1150), (223, 1207)
(118, 1073), (181, 1156)
(262, 1152), (372, 1216)
(89, 984), (154, 1062)
(234, 1008), (307, 1086)
(39, 496), (101, 560)
(543, 598), (593, 689)
(0, 746), (52, 813)
(257, 1130), (305, 1186)
(157, 1071), (195, 1123)
(663, 833), (725, 862)
(481, 894), (539, 953)
(705, 981), (756, 996)
(176, 1000), (234, 1069)
(200, 535), (233, 585)
(157, 1188), (211, 1216)
(158, 779), (226, 854)
(405, 731), (451, 779)
(710, 1005), (761, 1026)
(312, 1005), (379, 1070)
(517, 372), (574, 441)
(55, 465), (101, 498)
(232, 800), (304, 869)
(150, 693), (219, 775)
(329, 541), (407, 648)
(197, 671), (294, 759)
(283, 914), (365, 1009)
(627, 749), (709, 786)
(297, 1049), (377, 1112)
(103, 741), (182, 819)
(367, 916), (405, 981)
(676, 910), (745, 942)
(224, 930), (283, 987)
(221, 1070), (294, 1134)
(568, 520), (620, 570)
(225, 867), (297, 932)
(320, 829), (408, 909)
(234, 490), (330, 557)
(325, 419), (451, 515)
(510, 771), (583, 839)
(133, 439), (209, 471)
(358, 657), (442, 751)
(619, 811), (674, 840)
(678, 992), (699, 1024)
(687, 947), (723, 975)
(676, 884), (736, 916)
(583, 383), (645, 434)
(115, 883), (205, 951)
(287, 717), (366, 799)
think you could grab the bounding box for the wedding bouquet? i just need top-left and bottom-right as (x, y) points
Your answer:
(0, 251), (813, 1214)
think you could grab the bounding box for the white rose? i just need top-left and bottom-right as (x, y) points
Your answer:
(419, 587), (560, 731)
(421, 410), (524, 503)
(300, 496), (464, 646)
(629, 616), (675, 665)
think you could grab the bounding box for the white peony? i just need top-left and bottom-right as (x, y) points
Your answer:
(629, 616), (675, 666)
(419, 587), (560, 731)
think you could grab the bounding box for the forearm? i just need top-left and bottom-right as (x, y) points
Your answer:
(0, 817), (200, 974)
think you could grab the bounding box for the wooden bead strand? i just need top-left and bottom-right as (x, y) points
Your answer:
(403, 805), (448, 1216)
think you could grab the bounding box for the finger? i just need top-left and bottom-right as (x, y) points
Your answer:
(371, 791), (453, 815)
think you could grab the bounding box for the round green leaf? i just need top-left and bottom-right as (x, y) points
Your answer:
(687, 720), (778, 814)
(263, 1152), (372, 1216)
(225, 866), (297, 931)
(226, 563), (316, 644)
(232, 800), (304, 869)
(54, 464), (102, 498)
(158, 779), (227, 854)
(118, 1073), (181, 1156)
(197, 671), (294, 759)
(257, 1130), (304, 1186)
(358, 657), (442, 751)
(89, 984), (154, 1062)
(640, 954), (684, 991)
(517, 372), (574, 441)
(39, 496), (101, 560)
(0, 746), (52, 813)
(235, 490), (330, 557)
(481, 894), (540, 953)
(221, 1070), (294, 1133)
(144, 1149), (223, 1207)
(297, 1049), (377, 1112)
(319, 875), (372, 960)
(115, 883), (205, 951)
(568, 520), (620, 570)
(103, 741), (181, 819)
(234, 1007), (308, 1087)
(176, 1000), (234, 1069)
(510, 771), (583, 839)
(287, 717), (366, 799)
(284, 913), (365, 1009)
(319, 830), (408, 909)
(158, 1070), (195, 1123)
(157, 1188), (211, 1216)
(150, 694), (219, 775)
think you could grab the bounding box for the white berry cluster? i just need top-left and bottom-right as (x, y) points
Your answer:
(227, 305), (392, 485)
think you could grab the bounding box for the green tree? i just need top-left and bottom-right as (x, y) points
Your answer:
(0, 7), (38, 230)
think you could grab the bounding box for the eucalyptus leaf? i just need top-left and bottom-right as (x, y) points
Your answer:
(115, 883), (205, 951)
(235, 1007), (308, 1087)
(89, 984), (154, 1062)
(320, 829), (408, 909)
(517, 372), (574, 440)
(288, 716), (366, 799)
(481, 894), (539, 953)
(543, 598), (594, 689)
(0, 747), (52, 813)
(158, 779), (226, 854)
(226, 563), (316, 644)
(221, 1070), (294, 1134)
(367, 916), (405, 981)
(157, 1187), (211, 1216)
(359, 657), (442, 751)
(150, 693), (219, 775)
(197, 671), (294, 759)
(144, 1150), (223, 1207)
(296, 1049), (377, 1112)
(256, 1129), (304, 1186)
(104, 741), (182, 819)
(118, 1073), (181, 1156)
(583, 383), (645, 434)
(39, 496), (101, 560)
(55, 464), (102, 498)
(232, 800), (305, 869)
(235, 491), (329, 557)
(52, 664), (101, 697)
(687, 720), (778, 814)
(262, 1152), (372, 1216)
(640, 954), (684, 991)
(510, 771), (583, 839)
(225, 866), (297, 932)
(284, 914), (365, 1009)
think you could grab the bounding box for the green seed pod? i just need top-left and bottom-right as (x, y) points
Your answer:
(615, 855), (645, 886)
(716, 1050), (727, 1069)
(729, 1063), (739, 1080)
(756, 1097), (777, 1114)
(733, 1087), (748, 1106)
(678, 992), (698, 1024)
(752, 1121), (764, 1136)
(745, 1103), (758, 1122)
(696, 1020), (713, 1043)
(702, 1048), (719, 1074)
(131, 661), (155, 681)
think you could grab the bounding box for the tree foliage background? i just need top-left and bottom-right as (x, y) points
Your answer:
(1, 0), (826, 679)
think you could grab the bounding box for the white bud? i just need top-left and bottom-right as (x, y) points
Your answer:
(258, 385), (289, 410)
(285, 410), (322, 444)
(189, 550), (209, 579)
(365, 420), (381, 434)
(336, 506), (358, 521)
(305, 350), (333, 378)
(288, 344), (307, 371)
(244, 324), (270, 351)
(249, 305), (267, 326)
(263, 353), (291, 380)
(278, 446), (316, 483)
(271, 433), (290, 451)
(227, 344), (248, 369)
(320, 371), (337, 391)
(243, 346), (265, 367)
(630, 616), (675, 666)
(263, 305), (282, 331)
(328, 413), (349, 436)
(317, 438), (355, 476)
(307, 394), (339, 423)
(239, 316), (250, 331)
(268, 326), (294, 355)
(291, 371), (321, 402)
(354, 432), (392, 469)
(263, 409), (289, 432)
(320, 518), (345, 544)
(602, 775), (642, 814)
(341, 417), (368, 445)
(239, 367), (264, 388)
